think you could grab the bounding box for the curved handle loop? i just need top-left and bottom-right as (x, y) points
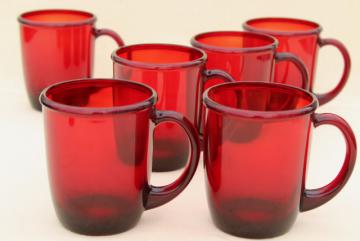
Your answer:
(198, 69), (235, 147)
(94, 28), (125, 46)
(300, 113), (357, 212)
(203, 69), (236, 84)
(275, 52), (309, 90)
(315, 38), (351, 105)
(145, 110), (200, 210)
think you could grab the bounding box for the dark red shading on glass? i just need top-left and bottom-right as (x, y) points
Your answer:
(202, 82), (356, 238)
(191, 31), (309, 90)
(40, 79), (200, 235)
(19, 9), (124, 110)
(244, 17), (351, 105)
(112, 44), (234, 171)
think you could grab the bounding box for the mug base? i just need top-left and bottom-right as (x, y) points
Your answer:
(152, 153), (188, 172)
(210, 198), (297, 239)
(152, 138), (189, 172)
(54, 194), (142, 235)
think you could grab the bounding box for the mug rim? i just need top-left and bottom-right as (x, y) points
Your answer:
(18, 9), (97, 27)
(111, 43), (207, 70)
(243, 17), (323, 36)
(203, 81), (318, 119)
(40, 78), (157, 115)
(191, 31), (278, 54)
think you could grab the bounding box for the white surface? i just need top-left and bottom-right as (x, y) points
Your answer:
(0, 0), (359, 240)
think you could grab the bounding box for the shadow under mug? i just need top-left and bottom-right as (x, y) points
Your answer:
(243, 17), (351, 105)
(202, 82), (356, 238)
(40, 78), (200, 235)
(19, 9), (124, 110)
(112, 43), (234, 171)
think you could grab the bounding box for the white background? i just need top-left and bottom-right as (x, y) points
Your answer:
(0, 0), (359, 240)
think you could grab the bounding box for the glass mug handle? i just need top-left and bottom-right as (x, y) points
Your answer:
(315, 38), (351, 105)
(198, 69), (235, 147)
(300, 113), (357, 211)
(94, 28), (125, 46)
(145, 110), (201, 209)
(203, 69), (236, 84)
(275, 52), (309, 90)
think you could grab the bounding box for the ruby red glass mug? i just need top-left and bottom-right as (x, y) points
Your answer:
(19, 9), (124, 110)
(203, 82), (356, 238)
(40, 78), (200, 235)
(244, 17), (351, 105)
(191, 31), (308, 143)
(191, 31), (309, 90)
(112, 44), (234, 171)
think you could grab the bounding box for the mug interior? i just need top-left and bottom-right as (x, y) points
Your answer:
(245, 18), (320, 33)
(205, 82), (316, 116)
(41, 79), (155, 110)
(114, 44), (204, 65)
(193, 31), (275, 49)
(19, 9), (94, 24)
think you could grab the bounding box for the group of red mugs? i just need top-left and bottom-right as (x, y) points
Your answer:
(19, 9), (356, 238)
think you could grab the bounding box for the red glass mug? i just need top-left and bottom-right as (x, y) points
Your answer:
(40, 78), (200, 235)
(112, 44), (234, 171)
(244, 17), (351, 105)
(191, 31), (309, 90)
(203, 82), (356, 238)
(19, 9), (124, 110)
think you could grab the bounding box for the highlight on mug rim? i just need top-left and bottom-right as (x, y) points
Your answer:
(203, 82), (318, 119)
(191, 31), (278, 54)
(112, 43), (207, 70)
(18, 9), (97, 27)
(243, 17), (323, 36)
(40, 78), (157, 115)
